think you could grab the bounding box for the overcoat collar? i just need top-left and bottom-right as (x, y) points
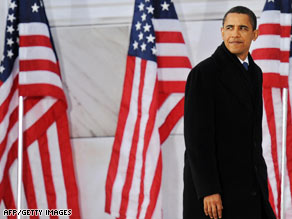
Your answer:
(211, 42), (260, 111)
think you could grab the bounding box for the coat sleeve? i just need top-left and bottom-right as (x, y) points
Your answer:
(184, 61), (222, 199)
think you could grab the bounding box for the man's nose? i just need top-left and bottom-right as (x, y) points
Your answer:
(231, 28), (240, 37)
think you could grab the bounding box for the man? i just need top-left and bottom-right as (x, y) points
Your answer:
(183, 6), (276, 219)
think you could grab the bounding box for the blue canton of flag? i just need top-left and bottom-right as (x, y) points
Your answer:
(128, 0), (178, 61)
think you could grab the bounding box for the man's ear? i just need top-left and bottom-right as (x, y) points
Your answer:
(221, 27), (224, 39)
(253, 29), (259, 41)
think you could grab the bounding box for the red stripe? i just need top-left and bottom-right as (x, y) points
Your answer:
(56, 115), (81, 219)
(159, 97), (184, 144)
(263, 87), (281, 216)
(119, 59), (147, 217)
(0, 75), (18, 123)
(158, 93), (170, 109)
(22, 151), (39, 219)
(20, 60), (60, 75)
(137, 79), (159, 218)
(285, 92), (292, 208)
(19, 84), (67, 104)
(158, 81), (186, 93)
(157, 57), (192, 68)
(3, 178), (17, 219)
(145, 152), (162, 219)
(259, 24), (291, 37)
(267, 180), (276, 216)
(20, 35), (52, 48)
(155, 31), (185, 43)
(263, 74), (288, 88)
(38, 134), (58, 219)
(105, 56), (136, 213)
(252, 48), (289, 62)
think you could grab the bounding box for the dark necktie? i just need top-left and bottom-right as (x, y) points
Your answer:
(243, 62), (248, 71)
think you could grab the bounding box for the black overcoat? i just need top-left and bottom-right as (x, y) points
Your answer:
(183, 43), (276, 219)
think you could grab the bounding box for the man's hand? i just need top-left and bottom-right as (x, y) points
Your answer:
(203, 193), (223, 219)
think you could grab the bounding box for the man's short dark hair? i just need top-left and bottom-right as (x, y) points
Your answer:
(223, 6), (257, 30)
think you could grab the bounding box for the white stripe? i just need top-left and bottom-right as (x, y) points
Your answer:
(259, 11), (292, 26)
(156, 43), (188, 57)
(9, 159), (28, 210)
(127, 61), (157, 218)
(158, 68), (189, 81)
(157, 93), (184, 128)
(284, 166), (292, 217)
(254, 60), (289, 76)
(0, 98), (56, 182)
(262, 105), (278, 215)
(0, 89), (18, 143)
(19, 22), (50, 37)
(111, 57), (142, 216)
(19, 71), (63, 89)
(0, 57), (18, 106)
(47, 122), (68, 214)
(271, 88), (283, 176)
(139, 118), (161, 219)
(252, 35), (291, 51)
(28, 140), (48, 209)
(19, 46), (57, 63)
(152, 19), (181, 32)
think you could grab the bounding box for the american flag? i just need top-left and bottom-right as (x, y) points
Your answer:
(251, 0), (292, 217)
(0, 0), (80, 217)
(105, 0), (191, 218)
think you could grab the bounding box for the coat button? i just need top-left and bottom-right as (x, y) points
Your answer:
(254, 166), (258, 172)
(251, 191), (257, 196)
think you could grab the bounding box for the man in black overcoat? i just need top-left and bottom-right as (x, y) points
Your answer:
(183, 6), (276, 219)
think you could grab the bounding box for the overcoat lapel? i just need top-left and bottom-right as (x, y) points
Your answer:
(211, 43), (255, 111)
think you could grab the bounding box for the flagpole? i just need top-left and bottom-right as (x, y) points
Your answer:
(17, 96), (24, 219)
(280, 88), (288, 219)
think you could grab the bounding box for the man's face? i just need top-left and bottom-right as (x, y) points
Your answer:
(221, 13), (258, 60)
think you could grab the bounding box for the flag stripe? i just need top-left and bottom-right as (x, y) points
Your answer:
(22, 151), (39, 214)
(56, 115), (81, 218)
(259, 23), (291, 37)
(263, 87), (281, 215)
(137, 79), (159, 219)
(20, 35), (52, 48)
(263, 74), (288, 88)
(105, 56), (136, 214)
(19, 71), (63, 89)
(155, 31), (185, 43)
(119, 59), (147, 217)
(158, 68), (189, 81)
(19, 22), (50, 37)
(38, 133), (58, 212)
(156, 43), (188, 57)
(19, 47), (57, 63)
(259, 10), (292, 25)
(145, 152), (162, 219)
(159, 97), (184, 144)
(157, 57), (191, 68)
(28, 140), (49, 212)
(20, 60), (60, 75)
(252, 48), (290, 62)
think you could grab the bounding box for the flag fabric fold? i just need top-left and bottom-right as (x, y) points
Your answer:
(105, 0), (191, 218)
(251, 0), (292, 217)
(0, 0), (81, 218)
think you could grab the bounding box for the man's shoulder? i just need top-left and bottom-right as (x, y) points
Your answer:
(191, 57), (217, 73)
